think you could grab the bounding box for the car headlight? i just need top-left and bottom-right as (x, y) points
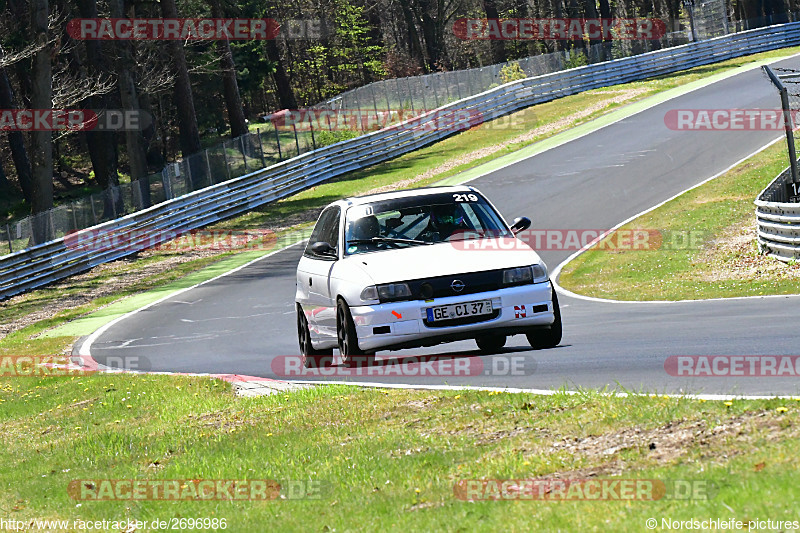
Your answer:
(361, 283), (413, 302)
(503, 266), (533, 285)
(377, 282), (412, 302)
(360, 286), (379, 301)
(532, 263), (548, 283)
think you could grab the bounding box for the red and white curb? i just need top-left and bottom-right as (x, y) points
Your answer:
(68, 352), (310, 397)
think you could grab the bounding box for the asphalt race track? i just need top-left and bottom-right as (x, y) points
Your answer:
(87, 56), (800, 396)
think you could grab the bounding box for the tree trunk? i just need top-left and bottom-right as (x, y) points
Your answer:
(417, 8), (442, 68)
(265, 39), (298, 109)
(29, 0), (54, 244)
(0, 66), (34, 204)
(138, 92), (164, 170)
(159, 0), (201, 159)
(160, 0), (204, 191)
(76, 0), (121, 212)
(110, 0), (151, 208)
(209, 0), (248, 138)
(399, 0), (428, 70)
(597, 0), (613, 59)
(482, 0), (507, 64)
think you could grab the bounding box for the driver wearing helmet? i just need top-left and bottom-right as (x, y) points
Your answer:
(424, 203), (468, 241)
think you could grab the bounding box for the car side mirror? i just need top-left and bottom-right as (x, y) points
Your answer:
(510, 217), (531, 235)
(311, 241), (337, 258)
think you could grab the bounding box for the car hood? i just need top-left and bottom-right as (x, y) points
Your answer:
(346, 239), (543, 285)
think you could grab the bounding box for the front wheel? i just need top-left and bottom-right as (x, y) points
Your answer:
(336, 299), (374, 367)
(526, 285), (562, 349)
(475, 334), (507, 353)
(297, 305), (333, 368)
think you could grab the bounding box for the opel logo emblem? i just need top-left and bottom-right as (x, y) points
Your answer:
(451, 279), (465, 292)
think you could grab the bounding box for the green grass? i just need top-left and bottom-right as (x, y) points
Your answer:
(558, 140), (800, 300)
(0, 377), (799, 531)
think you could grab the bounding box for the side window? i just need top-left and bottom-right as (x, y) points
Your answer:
(304, 207), (341, 258)
(320, 209), (340, 249)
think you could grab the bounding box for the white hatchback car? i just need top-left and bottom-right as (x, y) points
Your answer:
(295, 185), (561, 367)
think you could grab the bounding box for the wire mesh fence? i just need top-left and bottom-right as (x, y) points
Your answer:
(4, 9), (796, 255)
(0, 129), (290, 253)
(761, 65), (800, 201)
(693, 0), (731, 38)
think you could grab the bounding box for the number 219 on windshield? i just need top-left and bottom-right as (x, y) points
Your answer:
(453, 193), (478, 202)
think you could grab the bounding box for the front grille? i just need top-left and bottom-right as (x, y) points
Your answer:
(404, 268), (508, 300)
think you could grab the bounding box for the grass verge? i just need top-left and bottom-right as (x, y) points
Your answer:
(1, 379), (798, 531)
(558, 140), (800, 300)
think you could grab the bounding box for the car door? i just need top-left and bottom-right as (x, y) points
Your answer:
(297, 206), (341, 341)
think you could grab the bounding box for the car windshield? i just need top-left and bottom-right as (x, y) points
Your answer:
(344, 191), (512, 255)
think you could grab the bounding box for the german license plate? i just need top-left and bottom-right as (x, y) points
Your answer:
(426, 300), (492, 322)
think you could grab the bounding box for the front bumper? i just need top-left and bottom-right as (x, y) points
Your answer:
(349, 281), (554, 352)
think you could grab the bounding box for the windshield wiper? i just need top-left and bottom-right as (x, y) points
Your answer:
(348, 237), (432, 247)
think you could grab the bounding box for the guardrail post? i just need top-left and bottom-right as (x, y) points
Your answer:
(781, 87), (798, 184)
(221, 145), (231, 182)
(185, 159), (194, 191)
(90, 194), (98, 224)
(5, 224), (11, 254)
(442, 75), (451, 103)
(205, 149), (215, 186)
(240, 136), (249, 172)
(383, 81), (392, 112)
(405, 77), (415, 112)
(764, 65), (799, 183)
(291, 123), (301, 155)
(162, 167), (173, 200)
(432, 74), (441, 108)
(255, 129), (266, 167)
(370, 85), (380, 119)
(308, 115), (316, 148)
(110, 187), (118, 218)
(273, 126), (283, 160)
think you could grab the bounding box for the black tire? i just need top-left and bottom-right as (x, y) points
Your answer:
(526, 286), (563, 350)
(336, 299), (374, 367)
(297, 305), (333, 368)
(475, 334), (507, 353)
